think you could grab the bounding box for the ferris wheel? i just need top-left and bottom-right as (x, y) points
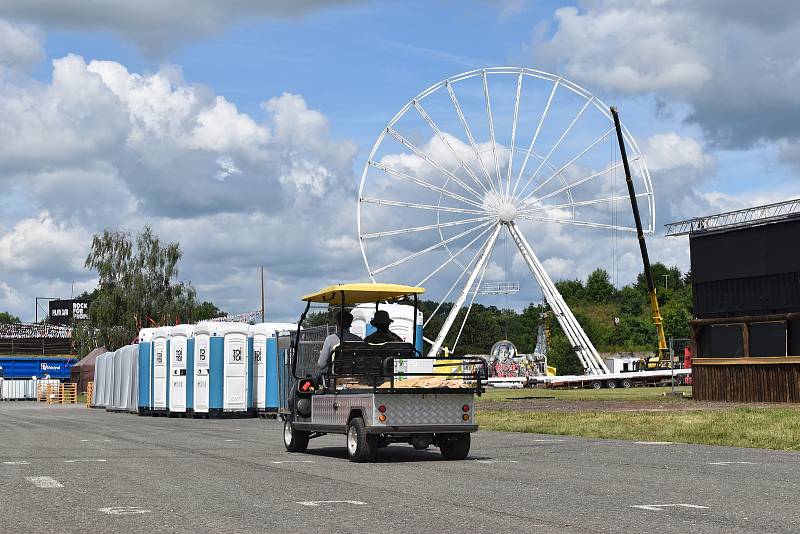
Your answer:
(357, 67), (654, 374)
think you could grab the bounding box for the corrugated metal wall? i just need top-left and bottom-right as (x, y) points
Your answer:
(693, 364), (800, 402)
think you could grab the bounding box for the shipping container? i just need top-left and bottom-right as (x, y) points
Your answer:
(0, 357), (76, 380)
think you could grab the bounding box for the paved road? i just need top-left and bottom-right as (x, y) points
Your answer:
(0, 403), (797, 533)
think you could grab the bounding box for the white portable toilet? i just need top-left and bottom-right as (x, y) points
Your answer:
(193, 322), (212, 415)
(127, 344), (139, 413)
(103, 350), (114, 408)
(168, 324), (193, 414)
(219, 323), (250, 413)
(250, 323), (297, 413)
(92, 352), (107, 408)
(152, 327), (171, 414)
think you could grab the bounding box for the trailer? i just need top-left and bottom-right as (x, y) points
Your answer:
(532, 368), (691, 389)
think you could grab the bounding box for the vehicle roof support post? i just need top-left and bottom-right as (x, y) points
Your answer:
(610, 106), (667, 357)
(427, 224), (502, 358)
(292, 301), (311, 379)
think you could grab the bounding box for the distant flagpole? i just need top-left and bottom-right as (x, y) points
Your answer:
(260, 266), (265, 323)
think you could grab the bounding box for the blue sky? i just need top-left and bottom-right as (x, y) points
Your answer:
(1, 0), (799, 324)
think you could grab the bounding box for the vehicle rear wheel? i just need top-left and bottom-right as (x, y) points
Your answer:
(591, 381), (602, 389)
(346, 417), (374, 463)
(606, 380), (617, 389)
(440, 433), (470, 460)
(283, 420), (309, 453)
(620, 378), (633, 389)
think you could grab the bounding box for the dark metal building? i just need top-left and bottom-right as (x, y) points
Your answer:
(666, 199), (800, 402)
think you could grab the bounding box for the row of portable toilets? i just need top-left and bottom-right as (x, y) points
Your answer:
(92, 322), (296, 417)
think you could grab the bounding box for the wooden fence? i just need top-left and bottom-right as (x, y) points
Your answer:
(693, 363), (800, 402)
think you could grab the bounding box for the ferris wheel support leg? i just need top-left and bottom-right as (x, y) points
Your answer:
(506, 222), (610, 375)
(427, 224), (503, 358)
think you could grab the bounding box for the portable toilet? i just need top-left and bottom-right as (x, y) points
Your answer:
(223, 322), (251, 415)
(151, 327), (171, 414)
(168, 324), (194, 414)
(250, 323), (297, 414)
(351, 303), (424, 354)
(137, 328), (155, 415)
(193, 322), (212, 416)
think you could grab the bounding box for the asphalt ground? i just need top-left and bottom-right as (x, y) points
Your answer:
(0, 403), (798, 533)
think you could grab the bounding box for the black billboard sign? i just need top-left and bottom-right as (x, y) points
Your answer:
(48, 299), (90, 326)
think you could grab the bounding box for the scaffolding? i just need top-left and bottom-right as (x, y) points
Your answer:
(665, 198), (800, 236)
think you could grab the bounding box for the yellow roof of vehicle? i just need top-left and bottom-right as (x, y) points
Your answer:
(301, 283), (425, 305)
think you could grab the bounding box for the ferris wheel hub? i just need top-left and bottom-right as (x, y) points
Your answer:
(497, 202), (517, 223)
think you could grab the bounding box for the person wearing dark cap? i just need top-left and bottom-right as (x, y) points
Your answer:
(317, 310), (362, 374)
(364, 310), (403, 344)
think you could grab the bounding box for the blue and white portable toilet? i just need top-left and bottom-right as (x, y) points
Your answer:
(168, 324), (194, 414)
(137, 328), (156, 415)
(250, 323), (297, 414)
(151, 327), (171, 414)
(192, 322), (212, 415)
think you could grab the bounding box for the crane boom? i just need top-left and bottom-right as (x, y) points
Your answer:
(610, 107), (668, 363)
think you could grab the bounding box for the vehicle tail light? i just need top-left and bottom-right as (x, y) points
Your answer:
(462, 414), (470, 421)
(462, 404), (470, 412)
(378, 405), (387, 413)
(378, 414), (387, 422)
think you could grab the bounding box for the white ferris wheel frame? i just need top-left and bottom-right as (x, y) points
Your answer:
(357, 67), (655, 375)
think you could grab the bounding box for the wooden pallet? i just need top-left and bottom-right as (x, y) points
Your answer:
(46, 383), (78, 405)
(86, 382), (94, 407)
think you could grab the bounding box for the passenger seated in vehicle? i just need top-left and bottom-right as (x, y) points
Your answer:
(364, 310), (403, 344)
(317, 310), (362, 376)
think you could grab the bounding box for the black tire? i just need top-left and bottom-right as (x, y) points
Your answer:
(440, 433), (470, 460)
(283, 420), (309, 453)
(673, 375), (684, 386)
(346, 417), (374, 462)
(591, 381), (602, 390)
(606, 380), (617, 389)
(620, 378), (633, 389)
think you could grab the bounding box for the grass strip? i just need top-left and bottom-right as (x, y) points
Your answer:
(476, 407), (800, 451)
(479, 386), (693, 403)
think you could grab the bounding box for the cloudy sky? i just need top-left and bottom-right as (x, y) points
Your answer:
(0, 0), (798, 323)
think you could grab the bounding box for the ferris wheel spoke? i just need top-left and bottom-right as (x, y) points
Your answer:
(369, 220), (495, 276)
(446, 81), (498, 196)
(417, 222), (497, 286)
(452, 257), (490, 353)
(386, 127), (483, 201)
(368, 160), (484, 209)
(517, 159), (633, 210)
(482, 70), (503, 195)
(422, 235), (487, 328)
(511, 78), (560, 198)
(361, 215), (493, 240)
(506, 71), (523, 198)
(518, 192), (651, 217)
(515, 97), (594, 202)
(516, 214), (638, 232)
(516, 127), (614, 208)
(359, 196), (485, 216)
(411, 100), (490, 197)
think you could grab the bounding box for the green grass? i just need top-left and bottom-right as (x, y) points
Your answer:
(479, 386), (693, 402)
(476, 406), (800, 451)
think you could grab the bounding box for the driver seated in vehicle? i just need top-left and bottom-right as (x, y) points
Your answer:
(364, 310), (403, 344)
(317, 310), (362, 378)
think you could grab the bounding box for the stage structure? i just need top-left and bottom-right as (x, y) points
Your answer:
(667, 198), (800, 402)
(358, 67), (654, 375)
